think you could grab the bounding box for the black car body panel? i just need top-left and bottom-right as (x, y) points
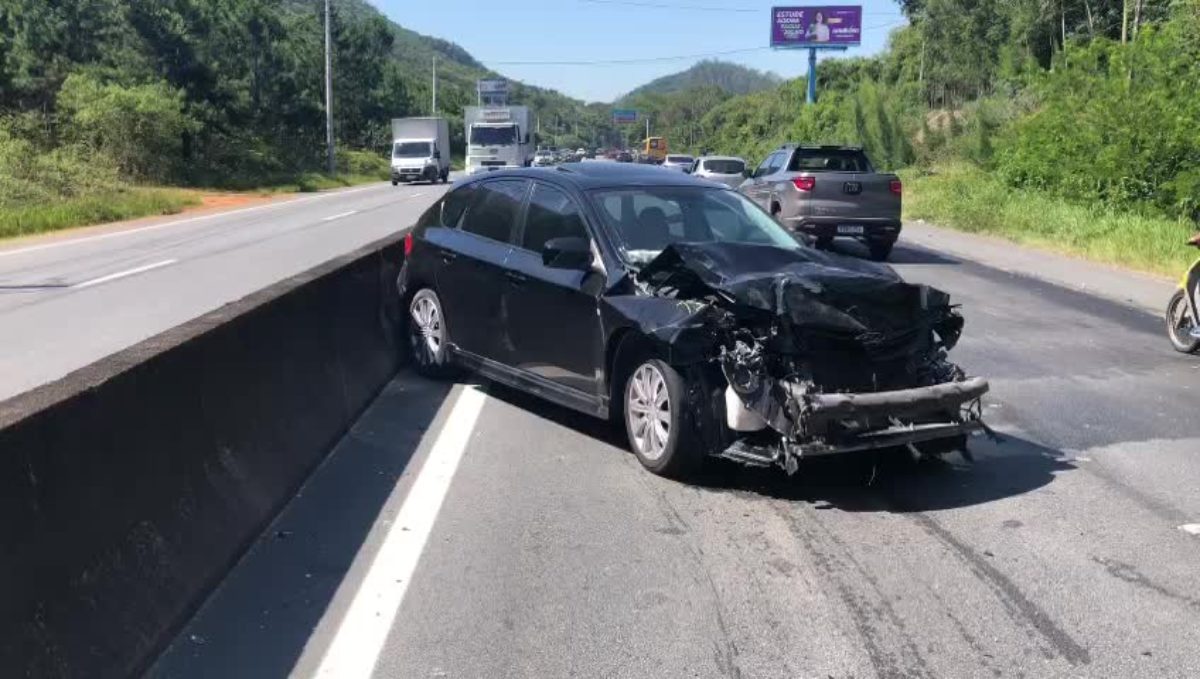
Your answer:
(397, 165), (987, 473)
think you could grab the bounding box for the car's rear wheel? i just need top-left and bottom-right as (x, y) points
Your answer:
(868, 239), (895, 261)
(408, 288), (455, 376)
(623, 359), (698, 477)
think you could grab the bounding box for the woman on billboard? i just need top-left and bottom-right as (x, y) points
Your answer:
(807, 11), (831, 42)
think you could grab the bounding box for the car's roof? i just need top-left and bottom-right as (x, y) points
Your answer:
(461, 162), (718, 190)
(698, 155), (745, 163)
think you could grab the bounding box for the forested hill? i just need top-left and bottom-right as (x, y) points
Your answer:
(0, 0), (616, 191)
(617, 60), (781, 102)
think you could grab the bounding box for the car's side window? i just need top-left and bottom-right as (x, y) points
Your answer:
(753, 154), (774, 178)
(520, 183), (589, 254)
(767, 151), (787, 175)
(460, 179), (529, 243)
(440, 185), (475, 228)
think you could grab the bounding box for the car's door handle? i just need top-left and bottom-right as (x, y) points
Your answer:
(505, 271), (528, 286)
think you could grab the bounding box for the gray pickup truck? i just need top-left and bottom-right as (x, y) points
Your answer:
(739, 144), (902, 260)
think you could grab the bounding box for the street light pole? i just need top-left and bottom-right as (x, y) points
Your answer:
(431, 56), (437, 115)
(324, 0), (335, 174)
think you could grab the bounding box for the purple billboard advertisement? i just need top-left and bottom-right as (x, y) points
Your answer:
(771, 6), (862, 48)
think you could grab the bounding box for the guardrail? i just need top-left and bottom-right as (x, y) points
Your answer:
(0, 233), (407, 678)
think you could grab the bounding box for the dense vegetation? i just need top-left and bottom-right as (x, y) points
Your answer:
(638, 0), (1200, 229)
(618, 60), (781, 102)
(0, 0), (617, 236)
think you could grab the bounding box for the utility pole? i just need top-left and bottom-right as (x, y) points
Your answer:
(806, 47), (817, 104)
(324, 0), (335, 174)
(431, 56), (437, 115)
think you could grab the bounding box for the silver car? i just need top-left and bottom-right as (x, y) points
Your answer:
(662, 154), (696, 173)
(739, 144), (902, 260)
(690, 156), (747, 189)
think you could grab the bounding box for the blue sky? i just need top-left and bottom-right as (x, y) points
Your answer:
(372, 1), (907, 102)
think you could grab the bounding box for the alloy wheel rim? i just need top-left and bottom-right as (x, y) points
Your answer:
(410, 295), (443, 360)
(627, 364), (670, 461)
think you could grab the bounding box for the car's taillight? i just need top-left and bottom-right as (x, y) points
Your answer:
(889, 179), (902, 196)
(792, 176), (815, 192)
(403, 232), (414, 256)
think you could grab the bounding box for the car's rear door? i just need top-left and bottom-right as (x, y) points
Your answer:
(434, 178), (530, 362)
(503, 180), (604, 400)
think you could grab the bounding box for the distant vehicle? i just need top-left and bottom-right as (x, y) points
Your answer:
(390, 117), (450, 185)
(662, 154), (695, 173)
(691, 156), (747, 189)
(740, 144), (902, 261)
(465, 106), (534, 175)
(615, 151), (633, 163)
(576, 147), (587, 156)
(398, 163), (987, 478)
(643, 136), (667, 163)
(533, 150), (556, 167)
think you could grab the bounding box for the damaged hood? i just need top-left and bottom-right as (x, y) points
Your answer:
(634, 242), (961, 345)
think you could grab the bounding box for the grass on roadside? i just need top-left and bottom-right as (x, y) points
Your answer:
(901, 163), (1197, 278)
(0, 187), (201, 240)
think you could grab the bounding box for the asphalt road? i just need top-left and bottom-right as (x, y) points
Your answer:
(152, 230), (1200, 678)
(0, 180), (452, 402)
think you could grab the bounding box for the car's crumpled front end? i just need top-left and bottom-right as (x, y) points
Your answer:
(617, 241), (989, 474)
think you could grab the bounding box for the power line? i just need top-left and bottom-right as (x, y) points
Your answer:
(577, 0), (899, 16)
(491, 46), (771, 66)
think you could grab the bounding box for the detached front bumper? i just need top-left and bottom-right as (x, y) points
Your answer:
(718, 377), (990, 470)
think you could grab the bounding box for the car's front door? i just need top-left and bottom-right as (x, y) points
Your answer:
(502, 181), (605, 398)
(435, 178), (530, 362)
(745, 152), (779, 207)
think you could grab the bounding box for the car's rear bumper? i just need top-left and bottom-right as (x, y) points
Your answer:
(782, 215), (902, 241)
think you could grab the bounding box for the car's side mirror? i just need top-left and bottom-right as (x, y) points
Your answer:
(542, 236), (593, 270)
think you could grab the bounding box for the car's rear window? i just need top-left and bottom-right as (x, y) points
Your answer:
(666, 155), (694, 163)
(702, 159), (744, 175)
(787, 149), (872, 172)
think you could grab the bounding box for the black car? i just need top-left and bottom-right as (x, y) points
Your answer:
(397, 163), (988, 477)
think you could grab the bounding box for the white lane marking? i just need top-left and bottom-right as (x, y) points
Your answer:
(1179, 524), (1200, 536)
(0, 184), (386, 259)
(314, 385), (488, 679)
(72, 259), (178, 289)
(321, 210), (359, 222)
(408, 192), (426, 199)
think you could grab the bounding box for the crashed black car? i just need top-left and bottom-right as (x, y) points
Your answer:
(397, 163), (988, 477)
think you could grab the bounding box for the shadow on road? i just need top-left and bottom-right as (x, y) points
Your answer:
(486, 381), (1073, 514)
(148, 372), (454, 679)
(827, 238), (962, 266)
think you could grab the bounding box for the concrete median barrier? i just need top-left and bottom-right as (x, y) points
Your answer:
(0, 233), (407, 678)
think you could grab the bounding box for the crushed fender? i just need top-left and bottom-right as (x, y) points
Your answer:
(621, 242), (988, 473)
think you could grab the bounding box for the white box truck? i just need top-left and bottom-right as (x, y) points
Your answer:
(390, 117), (451, 185)
(464, 106), (534, 175)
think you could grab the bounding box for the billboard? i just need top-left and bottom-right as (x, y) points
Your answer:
(612, 108), (638, 124)
(477, 79), (508, 95)
(770, 6), (862, 48)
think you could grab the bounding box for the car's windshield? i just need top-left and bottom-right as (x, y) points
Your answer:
(589, 186), (799, 265)
(702, 159), (744, 175)
(470, 125), (518, 146)
(393, 142), (431, 157)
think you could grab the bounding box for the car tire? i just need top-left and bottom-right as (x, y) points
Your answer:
(408, 288), (455, 377)
(1166, 289), (1200, 353)
(391, 178), (399, 186)
(868, 240), (895, 261)
(623, 358), (699, 478)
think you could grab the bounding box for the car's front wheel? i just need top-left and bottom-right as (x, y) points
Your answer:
(408, 288), (455, 376)
(623, 359), (698, 477)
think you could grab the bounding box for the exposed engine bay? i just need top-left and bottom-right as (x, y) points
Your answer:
(617, 241), (989, 474)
